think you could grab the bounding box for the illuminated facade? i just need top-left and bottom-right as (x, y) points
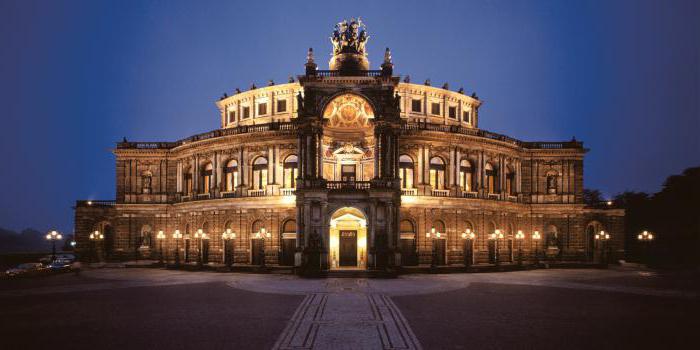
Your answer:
(75, 19), (624, 272)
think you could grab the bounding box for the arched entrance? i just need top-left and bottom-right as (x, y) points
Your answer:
(329, 207), (368, 269)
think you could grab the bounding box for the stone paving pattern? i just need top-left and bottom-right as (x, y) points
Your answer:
(0, 268), (697, 349)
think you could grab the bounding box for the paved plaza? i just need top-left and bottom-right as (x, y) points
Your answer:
(0, 267), (697, 349)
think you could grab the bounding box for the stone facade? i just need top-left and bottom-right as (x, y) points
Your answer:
(74, 19), (624, 272)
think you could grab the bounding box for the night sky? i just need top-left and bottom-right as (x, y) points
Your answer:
(1, 0), (698, 233)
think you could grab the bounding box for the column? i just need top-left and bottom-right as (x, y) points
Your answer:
(267, 146), (274, 184)
(176, 161), (182, 193)
(416, 146), (424, 184)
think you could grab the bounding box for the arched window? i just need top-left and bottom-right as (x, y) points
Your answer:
(432, 220), (446, 234)
(400, 219), (415, 234)
(184, 167), (193, 195)
(546, 173), (558, 194)
(399, 155), (414, 189)
(283, 155), (298, 189)
(201, 163), (213, 194)
(224, 159), (239, 192)
(142, 171), (152, 194)
(459, 159), (474, 192)
(252, 157), (268, 190)
(282, 219), (296, 234)
(505, 165), (515, 196)
(201, 222), (210, 234)
(485, 162), (498, 194)
(251, 219), (265, 236)
(429, 157), (446, 190)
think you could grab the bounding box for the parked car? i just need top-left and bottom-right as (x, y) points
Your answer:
(5, 263), (46, 277)
(39, 254), (76, 265)
(48, 259), (72, 271)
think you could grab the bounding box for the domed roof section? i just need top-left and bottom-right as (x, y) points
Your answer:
(328, 18), (370, 75)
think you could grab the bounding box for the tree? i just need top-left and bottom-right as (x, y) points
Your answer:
(583, 189), (604, 205)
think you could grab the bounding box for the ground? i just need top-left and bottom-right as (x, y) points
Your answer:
(0, 268), (697, 349)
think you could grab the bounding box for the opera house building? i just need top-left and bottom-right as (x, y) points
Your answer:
(75, 19), (624, 274)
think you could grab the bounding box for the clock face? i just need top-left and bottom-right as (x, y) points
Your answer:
(323, 94), (374, 128)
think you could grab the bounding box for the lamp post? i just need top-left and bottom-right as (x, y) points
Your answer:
(594, 230), (611, 265)
(515, 230), (525, 266)
(222, 228), (237, 269)
(532, 231), (541, 266)
(488, 229), (504, 266)
(45, 230), (63, 262)
(156, 230), (166, 265)
(172, 229), (183, 268)
(426, 227), (441, 268)
(89, 230), (104, 263)
(461, 229), (475, 268)
(254, 227), (271, 267)
(194, 229), (210, 267)
(637, 230), (654, 265)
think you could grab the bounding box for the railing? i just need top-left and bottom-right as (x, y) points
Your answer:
(247, 189), (266, 197)
(431, 189), (450, 197)
(117, 121), (298, 150)
(196, 193), (211, 199)
(221, 191), (237, 198)
(487, 193), (500, 200)
(507, 195), (518, 202)
(314, 70), (384, 77)
(401, 188), (417, 196)
(401, 122), (584, 149)
(281, 188), (296, 196)
(461, 191), (478, 199)
(76, 200), (116, 207)
(327, 181), (372, 190)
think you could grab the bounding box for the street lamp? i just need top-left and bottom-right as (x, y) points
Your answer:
(254, 227), (271, 267)
(172, 229), (183, 268)
(488, 229), (504, 265)
(156, 230), (166, 265)
(532, 231), (541, 265)
(45, 230), (63, 262)
(89, 230), (104, 262)
(222, 228), (237, 268)
(194, 229), (210, 266)
(515, 230), (525, 266)
(637, 230), (654, 265)
(426, 227), (441, 268)
(594, 230), (611, 265)
(461, 229), (475, 267)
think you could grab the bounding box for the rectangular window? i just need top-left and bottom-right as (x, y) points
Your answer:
(228, 111), (236, 123)
(431, 103), (440, 115)
(341, 164), (356, 182)
(257, 103), (267, 116)
(277, 99), (287, 113)
(411, 99), (422, 113)
(448, 106), (457, 119)
(242, 106), (250, 119)
(463, 111), (470, 124)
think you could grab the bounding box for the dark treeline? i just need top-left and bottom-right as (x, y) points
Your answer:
(591, 167), (699, 268)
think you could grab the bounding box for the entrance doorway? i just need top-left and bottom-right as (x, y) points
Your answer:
(339, 231), (357, 266)
(434, 239), (446, 266)
(251, 239), (264, 265)
(329, 207), (367, 269)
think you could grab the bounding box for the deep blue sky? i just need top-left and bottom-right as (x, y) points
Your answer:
(1, 0), (698, 233)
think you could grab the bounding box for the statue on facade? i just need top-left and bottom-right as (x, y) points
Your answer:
(296, 92), (305, 114)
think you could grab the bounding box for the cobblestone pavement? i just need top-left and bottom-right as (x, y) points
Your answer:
(0, 268), (696, 349)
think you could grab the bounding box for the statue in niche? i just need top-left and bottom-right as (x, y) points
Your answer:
(547, 175), (558, 194)
(141, 229), (152, 248)
(142, 175), (152, 194)
(546, 231), (558, 248)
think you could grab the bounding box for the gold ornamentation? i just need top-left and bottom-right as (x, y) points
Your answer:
(323, 94), (374, 128)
